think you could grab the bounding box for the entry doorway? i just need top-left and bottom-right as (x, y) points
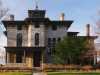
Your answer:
(33, 51), (42, 67)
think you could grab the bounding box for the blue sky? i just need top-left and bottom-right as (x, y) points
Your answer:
(1, 0), (99, 35)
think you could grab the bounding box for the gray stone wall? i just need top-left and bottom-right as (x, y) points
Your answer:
(47, 25), (68, 39)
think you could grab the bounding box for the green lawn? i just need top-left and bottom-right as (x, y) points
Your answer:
(0, 72), (32, 75)
(48, 72), (100, 75)
(0, 72), (100, 75)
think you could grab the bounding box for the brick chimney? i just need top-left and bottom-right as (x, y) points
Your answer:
(86, 24), (90, 36)
(60, 13), (65, 21)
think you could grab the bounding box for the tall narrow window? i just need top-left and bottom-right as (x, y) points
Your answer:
(17, 33), (22, 47)
(48, 38), (51, 47)
(35, 33), (39, 46)
(52, 38), (56, 45)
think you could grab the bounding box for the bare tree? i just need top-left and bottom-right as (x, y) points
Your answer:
(0, 0), (9, 64)
(0, 0), (9, 31)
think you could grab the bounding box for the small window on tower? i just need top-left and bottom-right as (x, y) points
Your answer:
(34, 22), (40, 28)
(17, 25), (22, 30)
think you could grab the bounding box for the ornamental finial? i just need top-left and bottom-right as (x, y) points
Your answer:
(34, 0), (39, 10)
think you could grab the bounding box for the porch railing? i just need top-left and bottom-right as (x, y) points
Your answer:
(4, 63), (27, 67)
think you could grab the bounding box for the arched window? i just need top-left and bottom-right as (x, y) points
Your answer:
(35, 33), (39, 46)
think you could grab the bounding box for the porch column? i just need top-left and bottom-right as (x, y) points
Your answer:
(14, 53), (16, 63)
(28, 25), (32, 46)
(6, 52), (9, 63)
(23, 50), (26, 63)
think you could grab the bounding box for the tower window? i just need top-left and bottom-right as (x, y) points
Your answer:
(34, 22), (40, 28)
(17, 25), (22, 30)
(17, 33), (22, 47)
(35, 33), (39, 46)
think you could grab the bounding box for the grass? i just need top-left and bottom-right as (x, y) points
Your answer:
(0, 71), (100, 75)
(0, 72), (32, 75)
(48, 72), (100, 75)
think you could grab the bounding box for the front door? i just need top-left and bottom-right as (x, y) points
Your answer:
(33, 51), (41, 67)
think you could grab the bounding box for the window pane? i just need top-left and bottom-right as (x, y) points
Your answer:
(35, 33), (39, 46)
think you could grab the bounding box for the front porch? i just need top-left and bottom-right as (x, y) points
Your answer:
(5, 47), (45, 68)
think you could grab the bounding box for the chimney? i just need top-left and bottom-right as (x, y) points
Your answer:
(4, 14), (14, 21)
(9, 15), (14, 21)
(60, 13), (65, 21)
(86, 24), (90, 36)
